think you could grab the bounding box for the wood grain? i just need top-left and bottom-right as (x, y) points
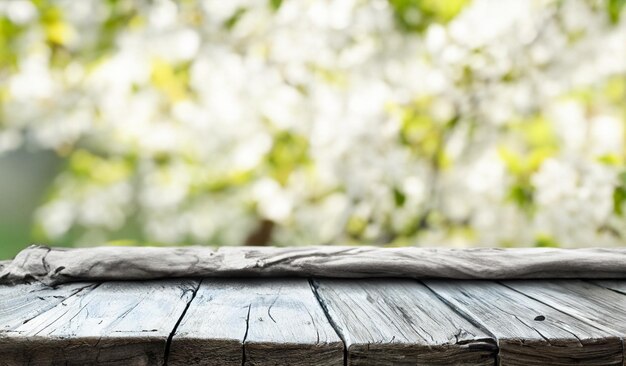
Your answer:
(5, 245), (626, 285)
(503, 280), (626, 335)
(312, 279), (497, 365)
(0, 280), (198, 366)
(424, 280), (623, 366)
(4, 279), (626, 365)
(592, 279), (626, 294)
(169, 278), (343, 366)
(0, 282), (93, 333)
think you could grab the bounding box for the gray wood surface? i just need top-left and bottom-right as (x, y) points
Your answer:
(169, 278), (343, 366)
(3, 278), (626, 365)
(312, 279), (497, 366)
(0, 280), (198, 366)
(503, 280), (626, 335)
(5, 245), (626, 285)
(423, 280), (623, 366)
(0, 282), (93, 333)
(592, 279), (626, 294)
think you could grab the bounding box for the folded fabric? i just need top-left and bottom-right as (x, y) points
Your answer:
(2, 245), (626, 285)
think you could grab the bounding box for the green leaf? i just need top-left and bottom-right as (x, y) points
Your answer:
(266, 131), (310, 185)
(0, 17), (27, 70)
(393, 188), (406, 206)
(224, 8), (246, 30)
(508, 183), (534, 212)
(68, 150), (132, 184)
(597, 154), (622, 166)
(613, 171), (626, 216)
(388, 0), (470, 33)
(347, 215), (367, 237)
(269, 0), (283, 11)
(607, 0), (626, 24)
(619, 171), (626, 186)
(535, 234), (559, 247)
(613, 187), (626, 216)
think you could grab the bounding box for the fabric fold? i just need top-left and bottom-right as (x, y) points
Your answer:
(2, 244), (626, 285)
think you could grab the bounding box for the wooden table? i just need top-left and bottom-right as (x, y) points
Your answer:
(2, 278), (626, 365)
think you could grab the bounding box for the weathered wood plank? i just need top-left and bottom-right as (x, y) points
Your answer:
(312, 279), (497, 366)
(6, 245), (626, 285)
(592, 279), (626, 294)
(169, 278), (343, 366)
(0, 280), (198, 366)
(424, 280), (623, 366)
(503, 280), (626, 335)
(0, 282), (93, 333)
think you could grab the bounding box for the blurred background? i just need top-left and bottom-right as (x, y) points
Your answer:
(0, 0), (625, 259)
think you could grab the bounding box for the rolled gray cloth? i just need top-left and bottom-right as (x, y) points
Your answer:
(2, 244), (626, 285)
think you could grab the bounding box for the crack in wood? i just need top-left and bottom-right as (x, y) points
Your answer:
(424, 280), (622, 366)
(241, 303), (252, 366)
(6, 279), (626, 365)
(163, 280), (201, 366)
(17, 283), (95, 326)
(419, 280), (499, 341)
(33, 283), (101, 336)
(309, 279), (348, 366)
(266, 286), (282, 324)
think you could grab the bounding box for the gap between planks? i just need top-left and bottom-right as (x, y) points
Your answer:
(167, 278), (344, 366)
(6, 279), (626, 365)
(166, 278), (626, 365)
(309, 279), (349, 366)
(132, 278), (626, 365)
(423, 279), (626, 366)
(0, 280), (199, 366)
